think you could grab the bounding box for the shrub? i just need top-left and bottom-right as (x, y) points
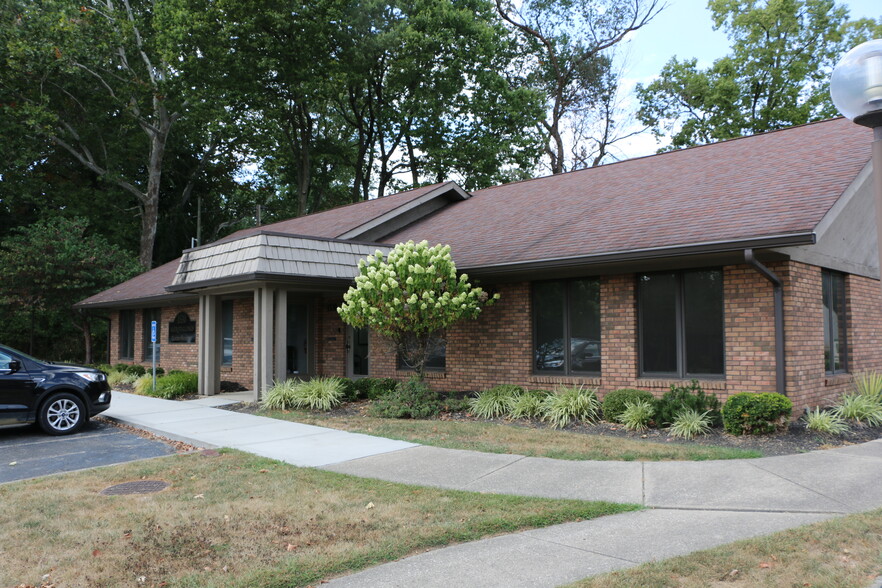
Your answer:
(540, 386), (600, 429)
(655, 380), (721, 427)
(343, 377), (400, 401)
(93, 363), (112, 374)
(469, 385), (523, 419)
(669, 408), (713, 440)
(602, 388), (655, 422)
(107, 370), (132, 387)
(618, 399), (654, 432)
(509, 389), (551, 419)
(149, 371), (198, 400)
(125, 364), (147, 376)
(831, 393), (882, 426)
(439, 393), (473, 413)
(852, 371), (882, 402)
(262, 379), (300, 410)
(133, 374), (155, 395)
(803, 407), (849, 435)
(262, 378), (345, 411)
(369, 377), (440, 419)
(722, 392), (792, 435)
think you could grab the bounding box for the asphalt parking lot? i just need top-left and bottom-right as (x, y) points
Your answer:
(0, 419), (178, 484)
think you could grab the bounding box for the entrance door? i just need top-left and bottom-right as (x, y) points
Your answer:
(286, 301), (311, 378)
(346, 326), (370, 377)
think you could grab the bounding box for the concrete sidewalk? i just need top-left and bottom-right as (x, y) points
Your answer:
(103, 392), (882, 587)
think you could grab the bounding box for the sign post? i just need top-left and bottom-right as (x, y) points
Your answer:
(151, 320), (157, 391)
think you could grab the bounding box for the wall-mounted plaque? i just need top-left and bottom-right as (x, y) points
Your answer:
(168, 312), (196, 343)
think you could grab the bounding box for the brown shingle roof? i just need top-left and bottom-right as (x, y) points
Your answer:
(79, 118), (873, 307)
(387, 118), (873, 268)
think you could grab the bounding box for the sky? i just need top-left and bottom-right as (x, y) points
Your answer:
(609, 0), (882, 158)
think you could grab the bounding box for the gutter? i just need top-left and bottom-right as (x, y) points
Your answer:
(744, 249), (786, 395)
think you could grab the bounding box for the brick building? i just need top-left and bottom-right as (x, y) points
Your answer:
(77, 119), (882, 412)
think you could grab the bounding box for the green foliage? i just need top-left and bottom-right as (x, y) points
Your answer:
(339, 240), (498, 377)
(852, 371), (882, 402)
(637, 0), (877, 149)
(509, 389), (551, 420)
(803, 407), (849, 435)
(669, 409), (713, 440)
(0, 218), (140, 362)
(342, 378), (400, 402)
(148, 371), (199, 400)
(369, 378), (441, 419)
(602, 388), (655, 422)
(722, 392), (793, 435)
(831, 394), (882, 426)
(654, 381), (722, 427)
(469, 385), (524, 419)
(133, 374), (155, 396)
(540, 386), (600, 429)
(618, 399), (655, 432)
(262, 378), (345, 411)
(439, 393), (474, 413)
(107, 370), (134, 387)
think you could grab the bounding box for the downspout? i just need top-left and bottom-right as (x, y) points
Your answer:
(744, 249), (786, 395)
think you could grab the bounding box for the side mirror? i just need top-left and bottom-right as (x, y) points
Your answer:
(6, 359), (21, 373)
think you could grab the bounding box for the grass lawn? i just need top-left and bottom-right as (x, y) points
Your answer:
(259, 408), (762, 461)
(570, 509), (882, 588)
(0, 450), (637, 588)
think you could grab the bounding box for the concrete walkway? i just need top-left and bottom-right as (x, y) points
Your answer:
(102, 392), (882, 587)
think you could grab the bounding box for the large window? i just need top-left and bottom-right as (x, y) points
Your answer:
(823, 270), (847, 374)
(222, 300), (234, 367)
(638, 269), (724, 378)
(397, 335), (446, 371)
(119, 310), (135, 360)
(533, 278), (601, 375)
(142, 309), (161, 362)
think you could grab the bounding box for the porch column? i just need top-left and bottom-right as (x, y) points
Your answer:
(274, 290), (288, 383)
(197, 294), (221, 396)
(253, 287), (275, 400)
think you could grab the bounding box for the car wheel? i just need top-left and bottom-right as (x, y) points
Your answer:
(38, 393), (86, 435)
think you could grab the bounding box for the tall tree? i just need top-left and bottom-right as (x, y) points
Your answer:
(495, 0), (663, 174)
(637, 0), (880, 149)
(0, 217), (141, 362)
(0, 0), (217, 268)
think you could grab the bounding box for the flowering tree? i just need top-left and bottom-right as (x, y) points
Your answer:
(338, 240), (499, 378)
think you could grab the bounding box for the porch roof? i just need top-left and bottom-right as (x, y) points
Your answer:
(166, 232), (393, 292)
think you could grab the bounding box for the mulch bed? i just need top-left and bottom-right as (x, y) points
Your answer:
(223, 399), (882, 458)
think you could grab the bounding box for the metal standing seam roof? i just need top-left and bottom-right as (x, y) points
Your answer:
(76, 118), (873, 308)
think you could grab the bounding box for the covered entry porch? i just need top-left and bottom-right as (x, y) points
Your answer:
(165, 232), (391, 400)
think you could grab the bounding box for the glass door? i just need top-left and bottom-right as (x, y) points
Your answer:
(347, 326), (369, 377)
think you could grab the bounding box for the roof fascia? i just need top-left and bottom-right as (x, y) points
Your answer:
(73, 292), (197, 310)
(462, 233), (816, 277)
(166, 272), (353, 293)
(812, 159), (873, 241)
(337, 182), (471, 241)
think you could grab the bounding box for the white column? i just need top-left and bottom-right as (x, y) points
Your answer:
(252, 287), (275, 400)
(197, 294), (220, 396)
(274, 290), (288, 384)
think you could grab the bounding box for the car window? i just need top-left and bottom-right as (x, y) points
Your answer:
(0, 352), (13, 370)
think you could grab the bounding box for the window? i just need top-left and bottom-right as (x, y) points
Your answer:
(142, 309), (161, 362)
(533, 278), (601, 374)
(823, 270), (847, 374)
(638, 270), (724, 378)
(397, 335), (446, 371)
(119, 310), (135, 360)
(222, 300), (234, 367)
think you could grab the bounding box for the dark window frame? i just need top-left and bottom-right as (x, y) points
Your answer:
(118, 310), (135, 361)
(531, 278), (602, 376)
(822, 270), (848, 375)
(396, 335), (446, 372)
(637, 269), (725, 379)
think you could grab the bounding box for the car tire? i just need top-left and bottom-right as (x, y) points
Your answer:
(38, 392), (86, 435)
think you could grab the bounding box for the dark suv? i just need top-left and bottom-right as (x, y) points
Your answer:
(0, 344), (111, 435)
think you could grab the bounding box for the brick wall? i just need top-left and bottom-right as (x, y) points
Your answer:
(221, 297), (254, 386)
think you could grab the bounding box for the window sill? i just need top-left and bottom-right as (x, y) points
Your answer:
(824, 373), (851, 387)
(636, 377), (727, 391)
(529, 374), (601, 387)
(396, 369), (446, 380)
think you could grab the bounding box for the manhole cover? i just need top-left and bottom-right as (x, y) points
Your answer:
(100, 480), (170, 496)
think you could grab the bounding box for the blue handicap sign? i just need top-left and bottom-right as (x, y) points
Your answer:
(151, 320), (157, 343)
